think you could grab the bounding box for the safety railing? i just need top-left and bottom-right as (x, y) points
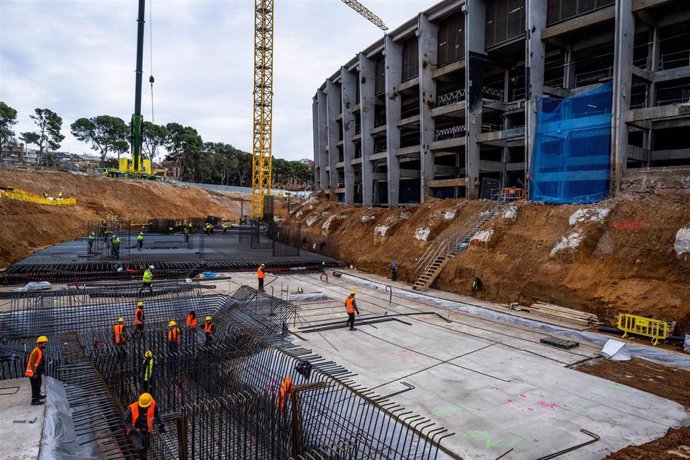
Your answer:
(618, 313), (670, 346)
(0, 187), (76, 206)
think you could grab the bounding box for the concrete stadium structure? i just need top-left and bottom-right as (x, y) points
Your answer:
(312, 0), (690, 205)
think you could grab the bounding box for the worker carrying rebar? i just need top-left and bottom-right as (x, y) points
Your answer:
(123, 392), (165, 460)
(257, 263), (266, 292)
(111, 234), (121, 259)
(134, 301), (145, 334)
(137, 232), (144, 250)
(204, 315), (215, 345)
(139, 266), (154, 296)
(140, 350), (155, 393)
(114, 317), (127, 355)
(87, 232), (95, 253)
(345, 290), (360, 331)
(25, 335), (48, 406)
(186, 311), (198, 331)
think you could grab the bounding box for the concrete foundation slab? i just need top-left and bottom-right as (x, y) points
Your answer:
(0, 378), (45, 460)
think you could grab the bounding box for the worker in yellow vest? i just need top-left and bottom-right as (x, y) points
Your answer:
(139, 266), (154, 296)
(25, 336), (48, 405)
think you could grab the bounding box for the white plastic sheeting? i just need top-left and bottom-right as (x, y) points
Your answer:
(340, 273), (690, 370)
(41, 377), (99, 460)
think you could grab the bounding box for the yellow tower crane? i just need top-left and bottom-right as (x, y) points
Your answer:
(251, 0), (388, 219)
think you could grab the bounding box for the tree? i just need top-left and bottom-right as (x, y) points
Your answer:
(71, 115), (128, 166)
(28, 108), (65, 166)
(0, 102), (18, 160)
(165, 123), (203, 182)
(19, 132), (40, 163)
(141, 121), (168, 162)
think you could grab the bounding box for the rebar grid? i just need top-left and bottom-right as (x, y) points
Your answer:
(0, 286), (453, 460)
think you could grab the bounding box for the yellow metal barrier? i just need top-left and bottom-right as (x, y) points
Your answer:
(0, 188), (76, 207)
(617, 313), (669, 346)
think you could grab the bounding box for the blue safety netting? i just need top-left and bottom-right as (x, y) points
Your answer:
(529, 82), (613, 204)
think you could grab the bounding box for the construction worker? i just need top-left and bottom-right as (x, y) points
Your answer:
(57, 191), (64, 200)
(134, 301), (145, 334)
(25, 336), (48, 405)
(99, 221), (106, 238)
(222, 222), (228, 235)
(185, 311), (198, 332)
(391, 261), (398, 282)
(183, 226), (190, 243)
(276, 375), (292, 413)
(123, 392), (165, 460)
(137, 232), (144, 250)
(139, 266), (154, 296)
(472, 275), (483, 292)
(257, 263), (266, 292)
(114, 317), (127, 355)
(166, 320), (181, 374)
(204, 316), (215, 345)
(112, 234), (121, 259)
(43, 191), (48, 199)
(140, 350), (155, 393)
(87, 232), (95, 253)
(345, 290), (360, 331)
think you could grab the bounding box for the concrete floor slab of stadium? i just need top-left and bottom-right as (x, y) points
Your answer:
(226, 271), (690, 460)
(0, 378), (45, 460)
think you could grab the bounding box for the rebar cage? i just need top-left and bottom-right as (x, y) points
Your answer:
(0, 284), (455, 459)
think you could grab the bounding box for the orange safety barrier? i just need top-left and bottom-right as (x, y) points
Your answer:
(501, 187), (525, 201)
(618, 313), (670, 346)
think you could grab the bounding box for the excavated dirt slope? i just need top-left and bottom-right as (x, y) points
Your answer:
(0, 169), (238, 269)
(289, 189), (690, 333)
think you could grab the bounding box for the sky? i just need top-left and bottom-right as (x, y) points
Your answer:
(0, 0), (427, 162)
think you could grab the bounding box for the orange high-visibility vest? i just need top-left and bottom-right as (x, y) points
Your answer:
(167, 327), (180, 345)
(345, 297), (356, 314)
(257, 267), (265, 279)
(204, 322), (214, 334)
(134, 307), (144, 325)
(114, 324), (126, 344)
(186, 314), (198, 330)
(126, 401), (156, 435)
(276, 376), (292, 413)
(25, 346), (43, 377)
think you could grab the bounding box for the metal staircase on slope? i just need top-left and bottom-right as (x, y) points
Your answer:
(412, 196), (507, 291)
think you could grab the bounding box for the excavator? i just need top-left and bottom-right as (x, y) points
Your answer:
(115, 0), (386, 191)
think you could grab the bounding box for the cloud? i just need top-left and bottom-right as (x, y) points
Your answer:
(1, 0), (426, 161)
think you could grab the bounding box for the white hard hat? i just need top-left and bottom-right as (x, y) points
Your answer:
(149, 265), (155, 269)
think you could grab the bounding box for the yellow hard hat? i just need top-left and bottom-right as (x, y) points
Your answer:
(260, 263), (265, 267)
(36, 336), (48, 343)
(144, 350), (153, 358)
(118, 317), (125, 323)
(350, 290), (355, 295)
(205, 316), (212, 321)
(169, 320), (177, 327)
(137, 301), (144, 307)
(138, 392), (153, 408)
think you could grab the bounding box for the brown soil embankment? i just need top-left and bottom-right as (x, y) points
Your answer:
(289, 190), (690, 333)
(0, 168), (238, 268)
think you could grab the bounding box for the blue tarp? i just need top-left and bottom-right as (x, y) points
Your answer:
(530, 82), (613, 204)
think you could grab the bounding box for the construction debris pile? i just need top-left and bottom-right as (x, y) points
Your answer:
(0, 283), (452, 459)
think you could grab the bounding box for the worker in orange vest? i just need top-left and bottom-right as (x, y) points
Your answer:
(257, 263), (266, 291)
(276, 375), (292, 413)
(134, 301), (145, 335)
(204, 315), (216, 345)
(185, 311), (198, 332)
(345, 290), (360, 331)
(123, 392), (165, 460)
(25, 335), (48, 405)
(114, 317), (127, 355)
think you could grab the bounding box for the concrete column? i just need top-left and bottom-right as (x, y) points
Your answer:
(326, 79), (341, 191)
(563, 46), (576, 90)
(418, 13), (439, 202)
(646, 26), (660, 106)
(612, 0), (634, 193)
(385, 34), (402, 207)
(525, 0), (547, 196)
(465, 0), (487, 199)
(359, 53), (376, 207)
(316, 89), (329, 189)
(341, 67), (357, 203)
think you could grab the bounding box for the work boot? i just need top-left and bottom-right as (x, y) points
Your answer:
(31, 400), (44, 406)
(38, 394), (47, 400)
(349, 328), (356, 331)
